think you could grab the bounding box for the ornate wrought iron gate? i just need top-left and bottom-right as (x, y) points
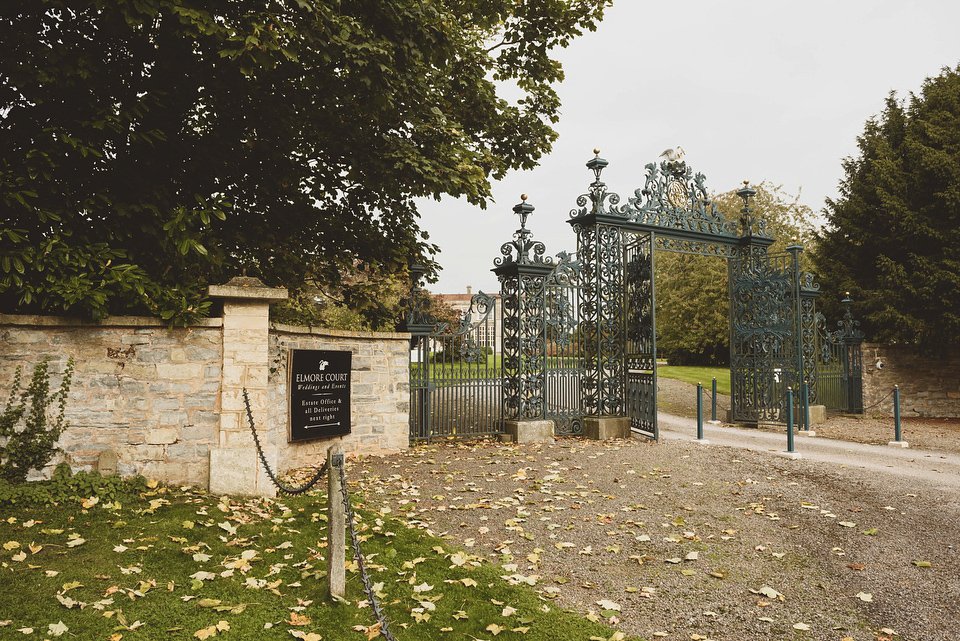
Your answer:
(812, 295), (864, 413)
(624, 234), (657, 438)
(728, 247), (802, 424)
(544, 253), (585, 435)
(403, 151), (864, 443)
(403, 267), (503, 441)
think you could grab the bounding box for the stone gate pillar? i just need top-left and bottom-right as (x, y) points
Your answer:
(207, 277), (287, 496)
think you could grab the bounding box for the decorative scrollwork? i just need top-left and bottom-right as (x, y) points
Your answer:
(495, 196), (554, 268)
(616, 160), (751, 238)
(569, 151), (623, 219)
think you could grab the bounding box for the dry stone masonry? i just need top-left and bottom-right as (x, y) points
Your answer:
(0, 278), (410, 495)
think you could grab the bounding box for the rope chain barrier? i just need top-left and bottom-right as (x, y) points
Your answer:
(697, 385), (897, 415)
(699, 385), (730, 412)
(243, 390), (394, 636)
(337, 462), (398, 641)
(861, 388), (896, 413)
(243, 388), (328, 495)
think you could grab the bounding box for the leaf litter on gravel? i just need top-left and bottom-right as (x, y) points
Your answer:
(355, 437), (957, 641)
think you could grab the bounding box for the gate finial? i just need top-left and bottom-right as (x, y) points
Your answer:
(737, 180), (757, 237)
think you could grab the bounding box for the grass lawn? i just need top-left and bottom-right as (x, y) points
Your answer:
(0, 471), (635, 641)
(657, 366), (730, 396)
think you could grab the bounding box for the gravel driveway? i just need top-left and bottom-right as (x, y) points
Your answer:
(350, 380), (960, 641)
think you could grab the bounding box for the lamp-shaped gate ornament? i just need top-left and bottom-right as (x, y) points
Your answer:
(585, 149), (610, 213)
(736, 180), (757, 238)
(495, 195), (552, 268)
(401, 263), (434, 328)
(840, 292), (864, 340)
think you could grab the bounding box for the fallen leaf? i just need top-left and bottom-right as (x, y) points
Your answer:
(596, 599), (621, 612)
(48, 621), (69, 637)
(286, 612), (311, 626)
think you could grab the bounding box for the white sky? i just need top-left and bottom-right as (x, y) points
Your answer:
(415, 0), (960, 296)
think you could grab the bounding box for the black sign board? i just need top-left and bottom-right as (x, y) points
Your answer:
(288, 349), (351, 441)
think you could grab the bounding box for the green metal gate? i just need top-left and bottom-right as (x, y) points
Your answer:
(403, 268), (503, 442)
(624, 233), (657, 439)
(812, 295), (864, 413)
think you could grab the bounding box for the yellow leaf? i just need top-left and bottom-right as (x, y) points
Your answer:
(287, 612), (311, 626)
(486, 623), (504, 635)
(2, 541), (20, 551)
(792, 622), (811, 630)
(194, 625), (217, 639)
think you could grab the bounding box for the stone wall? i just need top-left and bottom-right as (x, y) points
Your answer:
(0, 315), (223, 487)
(0, 294), (411, 493)
(862, 344), (960, 418)
(267, 325), (409, 472)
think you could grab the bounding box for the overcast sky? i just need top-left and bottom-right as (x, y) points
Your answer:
(415, 0), (960, 296)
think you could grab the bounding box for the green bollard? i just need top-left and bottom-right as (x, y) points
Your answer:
(786, 388), (795, 453)
(894, 386), (902, 442)
(697, 383), (704, 440)
(802, 379), (810, 432)
(711, 378), (717, 422)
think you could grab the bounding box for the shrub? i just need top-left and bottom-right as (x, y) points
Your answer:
(0, 462), (148, 506)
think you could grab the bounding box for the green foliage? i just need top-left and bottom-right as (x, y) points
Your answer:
(656, 183), (818, 365)
(813, 64), (960, 349)
(0, 0), (610, 324)
(0, 462), (148, 506)
(272, 268), (412, 330)
(0, 358), (74, 484)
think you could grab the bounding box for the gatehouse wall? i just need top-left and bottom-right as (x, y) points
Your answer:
(0, 295), (410, 492)
(862, 344), (960, 418)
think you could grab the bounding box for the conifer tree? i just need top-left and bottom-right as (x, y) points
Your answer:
(814, 65), (960, 349)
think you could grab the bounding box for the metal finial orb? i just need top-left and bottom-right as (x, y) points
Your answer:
(521, 194), (527, 201)
(743, 180), (750, 186)
(593, 148), (600, 155)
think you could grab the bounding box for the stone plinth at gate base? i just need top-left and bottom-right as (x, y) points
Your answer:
(503, 419), (555, 443)
(584, 416), (631, 440)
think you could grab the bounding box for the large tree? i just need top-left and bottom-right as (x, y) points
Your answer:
(813, 65), (960, 349)
(0, 0), (609, 324)
(656, 182), (818, 365)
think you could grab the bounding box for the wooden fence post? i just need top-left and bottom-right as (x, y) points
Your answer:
(327, 444), (345, 598)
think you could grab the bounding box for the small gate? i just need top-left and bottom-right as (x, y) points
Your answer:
(404, 268), (503, 441)
(729, 247), (803, 425)
(624, 234), (657, 439)
(544, 253), (585, 435)
(812, 295), (864, 413)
